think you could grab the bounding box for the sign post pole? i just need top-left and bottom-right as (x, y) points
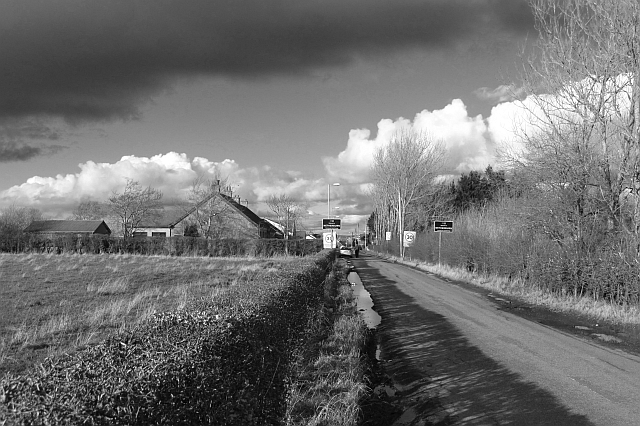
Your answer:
(433, 220), (453, 267)
(322, 218), (342, 249)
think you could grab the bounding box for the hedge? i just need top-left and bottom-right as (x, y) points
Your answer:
(0, 234), (323, 257)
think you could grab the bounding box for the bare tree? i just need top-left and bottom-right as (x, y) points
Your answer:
(514, 0), (640, 244)
(72, 200), (107, 220)
(108, 179), (163, 240)
(371, 128), (445, 256)
(266, 193), (307, 239)
(0, 205), (43, 235)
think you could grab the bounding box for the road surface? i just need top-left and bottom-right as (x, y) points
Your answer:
(353, 254), (640, 426)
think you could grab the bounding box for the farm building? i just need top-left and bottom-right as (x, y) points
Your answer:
(134, 192), (283, 239)
(24, 220), (111, 236)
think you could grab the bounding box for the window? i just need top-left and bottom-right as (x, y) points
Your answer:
(152, 232), (166, 237)
(133, 232), (147, 238)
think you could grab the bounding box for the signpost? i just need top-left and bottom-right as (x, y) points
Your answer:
(322, 218), (341, 249)
(323, 232), (334, 249)
(403, 231), (416, 247)
(434, 221), (454, 232)
(433, 220), (454, 265)
(322, 218), (342, 229)
(403, 231), (416, 260)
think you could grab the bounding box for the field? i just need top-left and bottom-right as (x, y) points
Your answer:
(0, 251), (370, 425)
(0, 252), (288, 378)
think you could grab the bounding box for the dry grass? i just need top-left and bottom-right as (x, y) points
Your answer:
(285, 266), (368, 426)
(0, 253), (290, 378)
(393, 256), (640, 325)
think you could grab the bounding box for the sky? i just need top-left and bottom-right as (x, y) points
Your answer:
(0, 0), (537, 234)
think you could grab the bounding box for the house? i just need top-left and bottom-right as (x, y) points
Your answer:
(134, 192), (283, 239)
(24, 220), (111, 236)
(263, 218), (309, 239)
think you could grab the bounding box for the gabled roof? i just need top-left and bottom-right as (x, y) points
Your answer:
(138, 192), (222, 228)
(216, 194), (283, 237)
(24, 220), (111, 234)
(137, 193), (282, 237)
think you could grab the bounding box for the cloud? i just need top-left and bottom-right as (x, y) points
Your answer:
(0, 118), (68, 162)
(484, 74), (637, 161)
(0, 142), (44, 162)
(0, 0), (534, 123)
(474, 84), (525, 103)
(324, 99), (496, 181)
(0, 151), (354, 221)
(0, 153), (231, 210)
(0, 142), (67, 162)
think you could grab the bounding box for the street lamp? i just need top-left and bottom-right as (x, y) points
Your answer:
(327, 183), (340, 248)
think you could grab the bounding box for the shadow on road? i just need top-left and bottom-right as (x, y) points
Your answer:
(355, 254), (594, 426)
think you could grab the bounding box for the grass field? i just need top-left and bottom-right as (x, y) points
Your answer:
(0, 251), (372, 425)
(0, 252), (291, 378)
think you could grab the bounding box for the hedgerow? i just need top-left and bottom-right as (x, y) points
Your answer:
(0, 252), (335, 425)
(0, 234), (323, 257)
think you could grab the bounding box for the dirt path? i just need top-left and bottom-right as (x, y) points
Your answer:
(354, 254), (640, 426)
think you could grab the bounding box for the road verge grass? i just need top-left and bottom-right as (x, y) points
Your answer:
(285, 261), (369, 426)
(382, 253), (640, 325)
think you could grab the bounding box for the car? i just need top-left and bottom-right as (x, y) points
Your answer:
(339, 246), (353, 258)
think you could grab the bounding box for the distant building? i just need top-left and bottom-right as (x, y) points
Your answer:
(134, 192), (283, 239)
(24, 220), (111, 236)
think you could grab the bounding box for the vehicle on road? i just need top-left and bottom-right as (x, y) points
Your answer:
(339, 246), (353, 258)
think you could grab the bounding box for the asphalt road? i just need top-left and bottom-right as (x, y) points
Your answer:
(353, 254), (640, 426)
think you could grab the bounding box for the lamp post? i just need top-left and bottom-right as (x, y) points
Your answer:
(327, 182), (340, 248)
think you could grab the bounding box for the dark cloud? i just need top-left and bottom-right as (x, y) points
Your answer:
(0, 141), (66, 162)
(0, 118), (68, 161)
(0, 0), (534, 122)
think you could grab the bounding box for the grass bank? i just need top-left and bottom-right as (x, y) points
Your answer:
(285, 261), (369, 425)
(380, 252), (640, 326)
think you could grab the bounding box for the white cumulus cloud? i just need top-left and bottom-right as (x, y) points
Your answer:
(0, 152), (240, 216)
(323, 99), (497, 181)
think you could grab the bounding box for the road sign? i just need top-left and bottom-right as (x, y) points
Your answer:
(403, 231), (416, 247)
(322, 218), (342, 229)
(434, 220), (454, 232)
(323, 232), (334, 249)
(385, 231), (392, 241)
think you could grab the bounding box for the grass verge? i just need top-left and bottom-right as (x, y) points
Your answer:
(383, 253), (640, 325)
(285, 261), (369, 426)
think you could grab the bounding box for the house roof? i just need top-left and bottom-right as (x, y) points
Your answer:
(24, 220), (111, 234)
(137, 193), (283, 236)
